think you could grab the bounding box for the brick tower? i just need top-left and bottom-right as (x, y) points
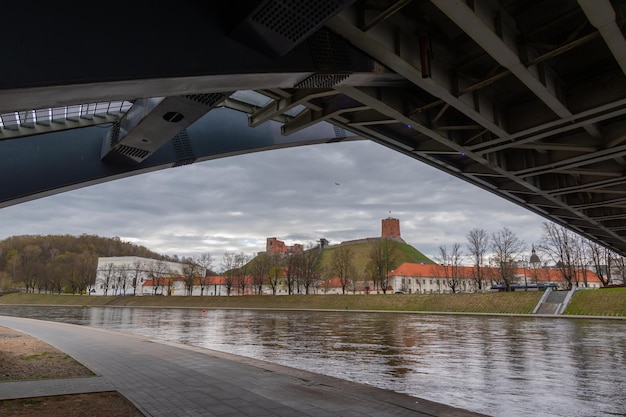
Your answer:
(381, 217), (401, 240)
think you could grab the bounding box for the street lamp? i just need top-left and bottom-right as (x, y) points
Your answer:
(522, 256), (528, 290)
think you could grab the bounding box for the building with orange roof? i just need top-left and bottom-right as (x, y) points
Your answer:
(388, 262), (604, 294)
(142, 274), (305, 296)
(142, 276), (227, 296)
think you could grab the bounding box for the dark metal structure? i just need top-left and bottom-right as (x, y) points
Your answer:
(1, 1), (626, 255)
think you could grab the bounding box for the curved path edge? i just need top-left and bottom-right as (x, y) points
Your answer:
(0, 315), (489, 417)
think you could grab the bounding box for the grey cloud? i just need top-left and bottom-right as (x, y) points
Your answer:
(0, 140), (546, 262)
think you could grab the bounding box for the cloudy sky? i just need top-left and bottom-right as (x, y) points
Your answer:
(0, 135), (550, 267)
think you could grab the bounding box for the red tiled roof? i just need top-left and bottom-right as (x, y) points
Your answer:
(389, 262), (602, 283)
(143, 275), (252, 287)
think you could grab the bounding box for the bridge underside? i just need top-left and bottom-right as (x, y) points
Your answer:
(1, 1), (626, 255)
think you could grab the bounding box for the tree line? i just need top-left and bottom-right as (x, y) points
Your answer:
(441, 223), (625, 292)
(4, 222), (625, 295)
(217, 238), (401, 296)
(0, 234), (171, 294)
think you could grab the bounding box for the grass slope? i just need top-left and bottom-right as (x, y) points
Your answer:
(316, 239), (433, 275)
(0, 292), (541, 314)
(565, 287), (626, 316)
(2, 290), (624, 316)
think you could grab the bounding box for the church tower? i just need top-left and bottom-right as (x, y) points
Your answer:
(381, 217), (401, 240)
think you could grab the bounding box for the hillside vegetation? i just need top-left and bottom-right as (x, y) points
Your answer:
(0, 234), (173, 294)
(0, 234), (168, 268)
(315, 239), (433, 274)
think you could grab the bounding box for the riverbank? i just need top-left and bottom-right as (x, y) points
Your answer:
(1, 288), (624, 316)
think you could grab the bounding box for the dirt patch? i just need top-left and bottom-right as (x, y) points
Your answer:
(0, 327), (93, 381)
(0, 392), (144, 417)
(0, 326), (144, 416)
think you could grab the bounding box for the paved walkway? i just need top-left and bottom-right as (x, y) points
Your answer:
(0, 316), (488, 417)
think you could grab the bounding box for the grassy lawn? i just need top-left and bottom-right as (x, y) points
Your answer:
(565, 287), (626, 316)
(2, 289), (623, 316)
(0, 291), (542, 314)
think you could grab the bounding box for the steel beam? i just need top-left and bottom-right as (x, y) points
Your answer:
(0, 108), (361, 208)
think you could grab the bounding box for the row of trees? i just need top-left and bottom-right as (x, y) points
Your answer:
(0, 235), (173, 294)
(97, 254), (216, 296)
(4, 222), (625, 295)
(4, 246), (98, 294)
(220, 247), (321, 296)
(217, 239), (400, 296)
(440, 223), (625, 292)
(327, 239), (398, 295)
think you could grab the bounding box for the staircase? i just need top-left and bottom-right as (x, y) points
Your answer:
(533, 288), (571, 315)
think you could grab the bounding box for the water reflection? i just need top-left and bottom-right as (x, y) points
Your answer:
(1, 306), (624, 417)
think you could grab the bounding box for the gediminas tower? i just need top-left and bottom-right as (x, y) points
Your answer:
(381, 217), (401, 240)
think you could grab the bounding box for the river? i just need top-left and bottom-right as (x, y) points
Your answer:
(0, 306), (624, 417)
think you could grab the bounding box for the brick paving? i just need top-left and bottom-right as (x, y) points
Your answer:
(0, 315), (488, 417)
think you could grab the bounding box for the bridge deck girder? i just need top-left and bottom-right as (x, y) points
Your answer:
(1, 0), (626, 255)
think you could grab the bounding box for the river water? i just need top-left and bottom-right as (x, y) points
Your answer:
(0, 306), (624, 417)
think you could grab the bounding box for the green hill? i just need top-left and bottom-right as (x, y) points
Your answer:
(315, 238), (433, 276)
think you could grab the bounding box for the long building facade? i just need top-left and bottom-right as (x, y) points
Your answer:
(388, 262), (603, 294)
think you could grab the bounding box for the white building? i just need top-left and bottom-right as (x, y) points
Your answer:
(94, 256), (184, 296)
(388, 262), (604, 293)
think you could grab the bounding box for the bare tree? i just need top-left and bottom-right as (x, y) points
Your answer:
(181, 257), (201, 296)
(234, 252), (250, 295)
(284, 253), (299, 295)
(466, 228), (489, 291)
(128, 259), (144, 296)
(300, 247), (319, 294)
(491, 227), (525, 291)
(64, 254), (82, 294)
(250, 253), (271, 295)
(5, 250), (21, 290)
(21, 245), (43, 293)
(195, 252), (214, 296)
(48, 255), (67, 294)
(42, 247), (61, 293)
(570, 235), (586, 287)
(98, 262), (116, 296)
(332, 245), (353, 294)
(436, 243), (463, 293)
(538, 222), (578, 289)
(267, 253), (283, 295)
(318, 265), (334, 294)
(221, 252), (237, 296)
(68, 251), (98, 295)
(613, 255), (626, 286)
(149, 259), (169, 295)
(367, 239), (396, 294)
(293, 252), (306, 294)
(587, 241), (614, 287)
(114, 264), (130, 295)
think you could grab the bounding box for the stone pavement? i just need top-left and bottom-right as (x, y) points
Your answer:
(0, 315), (488, 417)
